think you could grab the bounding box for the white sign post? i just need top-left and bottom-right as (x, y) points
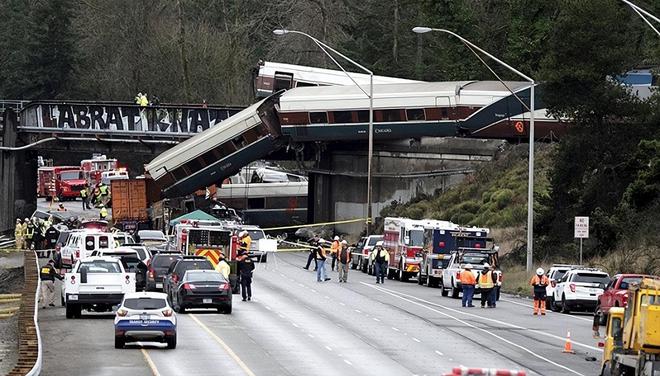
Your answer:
(574, 216), (589, 265)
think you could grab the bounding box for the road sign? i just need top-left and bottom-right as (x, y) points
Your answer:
(574, 217), (589, 238)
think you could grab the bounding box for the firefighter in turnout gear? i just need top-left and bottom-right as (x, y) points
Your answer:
(14, 219), (25, 250)
(40, 259), (63, 308)
(530, 268), (550, 315)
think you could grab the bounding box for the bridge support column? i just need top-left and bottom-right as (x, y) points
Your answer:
(1, 109), (37, 235)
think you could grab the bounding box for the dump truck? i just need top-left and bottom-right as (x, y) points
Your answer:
(599, 277), (660, 376)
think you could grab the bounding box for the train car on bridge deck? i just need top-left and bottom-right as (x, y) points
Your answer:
(144, 95), (282, 198)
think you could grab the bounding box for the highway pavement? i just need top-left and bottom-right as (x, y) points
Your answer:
(39, 252), (603, 376)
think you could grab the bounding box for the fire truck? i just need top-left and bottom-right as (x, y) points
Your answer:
(418, 220), (491, 290)
(174, 220), (240, 294)
(383, 217), (425, 282)
(80, 155), (118, 186)
(37, 166), (87, 200)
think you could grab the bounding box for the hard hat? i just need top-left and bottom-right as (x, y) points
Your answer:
(536, 267), (544, 276)
(376, 241), (384, 247)
(239, 230), (248, 237)
(334, 236), (339, 241)
(16, 218), (21, 222)
(25, 218), (29, 221)
(464, 263), (473, 269)
(483, 263), (490, 268)
(318, 238), (325, 244)
(100, 205), (105, 208)
(341, 240), (348, 245)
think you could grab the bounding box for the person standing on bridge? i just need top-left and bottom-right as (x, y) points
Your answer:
(237, 250), (255, 301)
(530, 268), (550, 315)
(315, 239), (329, 282)
(370, 241), (389, 284)
(337, 240), (350, 283)
(40, 259), (63, 308)
(330, 236), (340, 272)
(460, 264), (476, 307)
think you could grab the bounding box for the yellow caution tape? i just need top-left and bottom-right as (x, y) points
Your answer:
(263, 217), (371, 231)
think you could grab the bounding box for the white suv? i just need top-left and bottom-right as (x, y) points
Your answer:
(552, 268), (610, 313)
(544, 264), (581, 307)
(60, 230), (115, 268)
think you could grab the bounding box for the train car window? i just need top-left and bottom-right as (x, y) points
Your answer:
(273, 72), (294, 91)
(199, 152), (216, 166)
(219, 142), (237, 155)
(380, 109), (403, 122)
(356, 110), (369, 123)
(309, 112), (328, 124)
(406, 109), (425, 121)
(231, 135), (248, 149)
(248, 197), (265, 209)
(172, 167), (188, 180)
(440, 108), (449, 119)
(186, 157), (203, 172)
(332, 111), (353, 123)
(242, 128), (259, 143)
(295, 81), (318, 87)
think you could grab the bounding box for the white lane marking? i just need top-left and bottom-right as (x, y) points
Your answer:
(280, 273), (286, 277)
(435, 350), (444, 356)
(298, 283), (305, 287)
(392, 327), (400, 332)
(140, 349), (161, 376)
(336, 323), (344, 328)
(325, 345), (333, 351)
(189, 314), (257, 376)
(362, 282), (586, 376)
(354, 309), (362, 313)
(372, 317), (380, 321)
(308, 333), (315, 338)
(265, 306), (272, 311)
(324, 295), (330, 299)
(292, 322), (300, 328)
(278, 313), (285, 318)
(412, 337), (421, 343)
(311, 289), (317, 293)
(339, 302), (346, 306)
(500, 299), (593, 322)
(369, 284), (601, 352)
(344, 359), (353, 366)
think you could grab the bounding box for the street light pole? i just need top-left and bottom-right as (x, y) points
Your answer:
(412, 27), (536, 272)
(273, 29), (375, 235)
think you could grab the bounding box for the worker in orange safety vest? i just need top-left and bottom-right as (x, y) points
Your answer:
(460, 264), (476, 307)
(530, 268), (550, 315)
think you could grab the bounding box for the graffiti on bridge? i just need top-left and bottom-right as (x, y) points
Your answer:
(19, 103), (242, 134)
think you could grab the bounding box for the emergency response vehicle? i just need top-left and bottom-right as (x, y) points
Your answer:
(441, 236), (501, 299)
(80, 155), (118, 186)
(37, 166), (87, 201)
(417, 220), (491, 289)
(383, 217), (425, 282)
(174, 220), (240, 294)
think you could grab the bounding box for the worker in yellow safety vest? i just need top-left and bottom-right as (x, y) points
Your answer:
(14, 218), (25, 250)
(477, 263), (496, 308)
(99, 205), (108, 220)
(238, 231), (252, 253)
(25, 221), (35, 250)
(215, 252), (231, 279)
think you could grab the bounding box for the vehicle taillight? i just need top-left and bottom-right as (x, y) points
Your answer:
(70, 276), (76, 284)
(498, 273), (503, 283)
(551, 280), (557, 288)
(75, 250), (80, 259)
(55, 244), (61, 252)
(117, 308), (128, 317)
(182, 283), (196, 290)
(148, 267), (155, 279)
(162, 309), (173, 317)
(474, 243), (481, 248)
(569, 283), (576, 293)
(218, 283), (230, 291)
(456, 271), (461, 280)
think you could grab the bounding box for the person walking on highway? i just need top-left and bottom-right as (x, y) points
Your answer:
(215, 252), (231, 279)
(315, 239), (329, 282)
(337, 240), (350, 283)
(530, 268), (550, 315)
(460, 264), (476, 307)
(40, 259), (63, 308)
(14, 219), (25, 250)
(304, 242), (318, 271)
(477, 263), (496, 308)
(80, 186), (90, 210)
(330, 236), (340, 272)
(370, 241), (389, 284)
(237, 250), (255, 301)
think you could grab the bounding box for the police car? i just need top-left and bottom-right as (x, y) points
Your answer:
(552, 268), (610, 313)
(114, 292), (177, 349)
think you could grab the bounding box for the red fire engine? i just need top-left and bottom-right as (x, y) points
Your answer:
(37, 166), (87, 200)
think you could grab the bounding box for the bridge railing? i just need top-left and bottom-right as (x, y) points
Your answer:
(17, 101), (245, 138)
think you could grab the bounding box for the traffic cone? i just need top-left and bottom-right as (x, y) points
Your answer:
(562, 331), (575, 354)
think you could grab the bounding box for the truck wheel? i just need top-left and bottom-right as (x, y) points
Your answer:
(65, 303), (75, 318)
(441, 282), (449, 296)
(417, 272), (424, 285)
(550, 297), (560, 312)
(361, 260), (367, 273)
(114, 336), (125, 349)
(450, 284), (460, 299)
(60, 293), (65, 306)
(496, 287), (501, 301)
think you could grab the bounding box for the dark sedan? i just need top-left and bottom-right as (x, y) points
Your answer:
(146, 253), (183, 292)
(169, 270), (232, 314)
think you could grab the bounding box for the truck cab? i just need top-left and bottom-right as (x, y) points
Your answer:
(63, 256), (136, 318)
(596, 274), (659, 324)
(383, 217), (425, 282)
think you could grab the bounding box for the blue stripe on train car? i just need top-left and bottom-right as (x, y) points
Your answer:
(282, 121), (458, 142)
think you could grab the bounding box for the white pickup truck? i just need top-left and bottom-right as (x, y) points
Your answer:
(63, 256), (136, 318)
(441, 250), (502, 300)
